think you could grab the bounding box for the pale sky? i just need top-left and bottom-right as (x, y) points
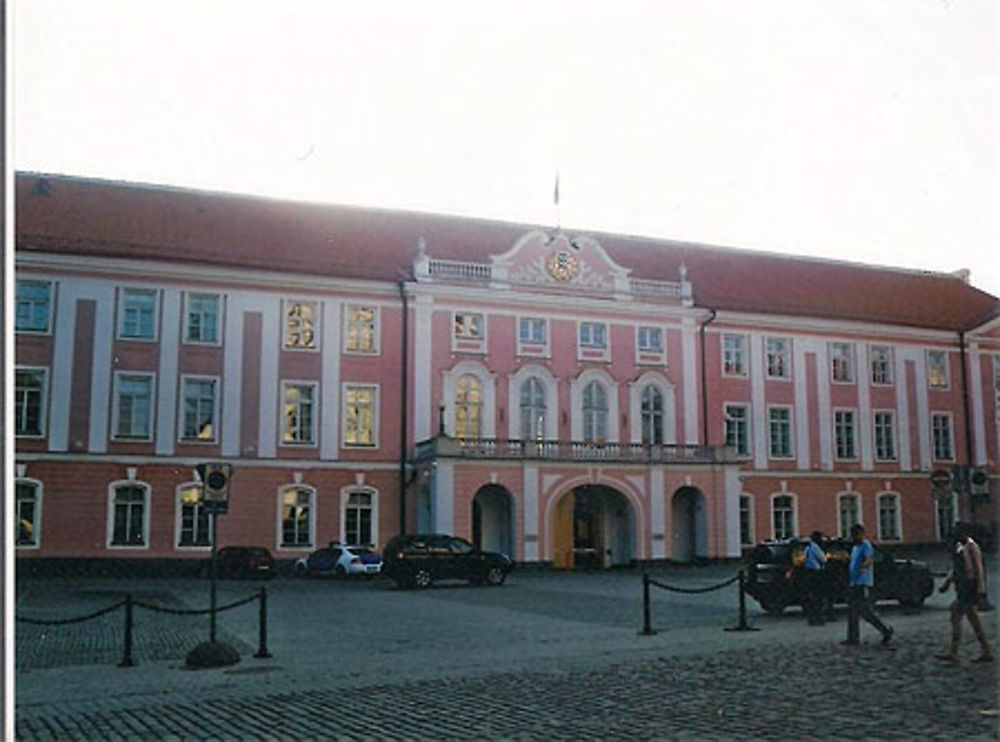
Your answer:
(13, 0), (1000, 299)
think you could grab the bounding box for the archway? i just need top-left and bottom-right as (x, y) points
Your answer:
(551, 485), (634, 570)
(472, 484), (514, 557)
(671, 486), (707, 562)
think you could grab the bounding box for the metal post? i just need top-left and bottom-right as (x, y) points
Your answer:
(119, 595), (135, 667)
(210, 510), (217, 643)
(255, 586), (272, 658)
(726, 569), (760, 632)
(639, 569), (655, 635)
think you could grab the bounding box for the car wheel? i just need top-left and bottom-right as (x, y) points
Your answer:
(335, 565), (347, 579)
(485, 567), (506, 586)
(294, 561), (308, 576)
(413, 568), (433, 589)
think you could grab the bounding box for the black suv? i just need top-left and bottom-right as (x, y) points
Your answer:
(381, 534), (513, 589)
(745, 538), (933, 615)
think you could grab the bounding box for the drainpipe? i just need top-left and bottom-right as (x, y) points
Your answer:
(397, 281), (410, 536)
(699, 307), (718, 447)
(958, 330), (976, 524)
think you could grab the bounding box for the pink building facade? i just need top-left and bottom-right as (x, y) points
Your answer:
(14, 173), (1000, 567)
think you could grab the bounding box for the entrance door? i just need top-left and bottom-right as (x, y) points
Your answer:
(671, 487), (705, 562)
(551, 485), (634, 570)
(471, 485), (513, 557)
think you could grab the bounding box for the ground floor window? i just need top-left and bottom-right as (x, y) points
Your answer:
(739, 495), (754, 546)
(936, 496), (957, 541)
(16, 479), (40, 547)
(343, 490), (375, 547)
(280, 487), (314, 548)
(838, 494), (860, 538)
(177, 483), (211, 547)
(878, 493), (901, 541)
(110, 483), (148, 547)
(772, 495), (795, 539)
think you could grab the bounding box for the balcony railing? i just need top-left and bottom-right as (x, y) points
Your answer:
(415, 437), (722, 464)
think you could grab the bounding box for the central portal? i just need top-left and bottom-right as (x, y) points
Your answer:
(552, 485), (634, 570)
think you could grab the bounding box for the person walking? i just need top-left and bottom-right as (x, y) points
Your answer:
(802, 531), (827, 626)
(936, 522), (995, 663)
(842, 523), (893, 646)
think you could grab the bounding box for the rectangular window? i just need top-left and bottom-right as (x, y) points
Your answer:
(285, 300), (319, 349)
(722, 334), (747, 376)
(765, 337), (790, 379)
(768, 407), (793, 459)
(834, 410), (857, 460)
(739, 496), (753, 546)
(454, 312), (484, 339)
(878, 495), (900, 541)
(119, 288), (158, 340)
(345, 305), (378, 354)
(838, 495), (860, 538)
(344, 492), (374, 547)
(111, 485), (147, 546)
(282, 382), (317, 445)
(519, 317), (547, 345)
(281, 487), (313, 547)
(724, 404), (749, 456)
(344, 385), (377, 447)
(16, 481), (39, 547)
(113, 373), (154, 441)
(870, 345), (893, 385)
(16, 279), (52, 333)
(772, 496), (794, 540)
(180, 377), (218, 442)
(15, 368), (46, 437)
(579, 322), (607, 349)
(927, 350), (949, 390)
(830, 342), (854, 383)
(932, 413), (953, 460)
(177, 484), (210, 547)
(873, 411), (896, 461)
(637, 326), (663, 353)
(185, 293), (220, 344)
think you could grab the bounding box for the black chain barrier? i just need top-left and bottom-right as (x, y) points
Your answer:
(16, 587), (272, 667)
(640, 569), (759, 635)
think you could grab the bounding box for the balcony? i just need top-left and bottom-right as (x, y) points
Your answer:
(415, 437), (724, 464)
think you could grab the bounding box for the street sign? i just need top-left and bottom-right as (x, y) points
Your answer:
(930, 468), (952, 490)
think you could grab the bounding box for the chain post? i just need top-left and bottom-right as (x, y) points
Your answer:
(255, 586), (272, 658)
(639, 568), (655, 635)
(725, 569), (760, 632)
(119, 595), (135, 667)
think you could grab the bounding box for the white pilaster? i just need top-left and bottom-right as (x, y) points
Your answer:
(650, 467), (665, 559)
(895, 350), (912, 471)
(155, 289), (181, 455)
(794, 342), (810, 470)
(413, 296), (434, 441)
(320, 301), (342, 460)
(48, 282), (80, 452)
(221, 294), (246, 457)
(970, 343), (987, 465)
(724, 466), (742, 558)
(433, 460), (454, 535)
(681, 318), (699, 444)
(912, 349), (931, 471)
(815, 342), (833, 470)
(750, 332), (767, 470)
(856, 343), (873, 469)
(257, 295), (281, 458)
(523, 463), (539, 562)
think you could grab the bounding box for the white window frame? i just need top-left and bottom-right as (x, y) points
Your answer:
(926, 349), (950, 390)
(15, 279), (53, 334)
(764, 337), (791, 380)
(722, 334), (748, 377)
(837, 492), (862, 538)
(183, 292), (222, 346)
(175, 481), (211, 550)
(873, 409), (897, 462)
(636, 325), (666, 365)
(581, 380), (610, 444)
(935, 494), (959, 542)
(931, 412), (955, 461)
(869, 345), (893, 386)
(117, 287), (159, 341)
(767, 405), (794, 460)
(519, 376), (548, 442)
(830, 342), (855, 384)
(739, 494), (755, 547)
(833, 408), (858, 461)
(509, 364), (558, 442)
(342, 383), (379, 449)
(111, 371), (156, 442)
(15, 478), (43, 550)
(15, 366), (48, 438)
(639, 384), (665, 445)
(340, 486), (379, 549)
(724, 402), (750, 458)
(281, 380), (319, 447)
(770, 493), (798, 540)
(517, 316), (549, 357)
(107, 480), (151, 550)
(282, 298), (321, 352)
(877, 492), (903, 542)
(344, 304), (380, 355)
(178, 375), (220, 444)
(454, 374), (484, 441)
(443, 362), (497, 439)
(277, 484), (316, 551)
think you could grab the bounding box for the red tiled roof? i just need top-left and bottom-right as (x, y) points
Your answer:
(15, 172), (1000, 331)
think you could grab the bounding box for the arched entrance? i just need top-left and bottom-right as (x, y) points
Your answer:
(671, 486), (707, 562)
(551, 485), (634, 570)
(472, 484), (514, 557)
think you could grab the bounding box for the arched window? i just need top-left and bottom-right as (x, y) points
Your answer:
(640, 385), (663, 445)
(279, 486), (314, 548)
(771, 494), (795, 540)
(520, 377), (546, 441)
(582, 381), (607, 443)
(343, 490), (377, 547)
(109, 482), (150, 548)
(455, 374), (482, 440)
(16, 479), (41, 548)
(177, 483), (211, 548)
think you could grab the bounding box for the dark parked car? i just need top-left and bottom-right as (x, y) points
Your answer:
(211, 546), (276, 579)
(381, 534), (513, 589)
(745, 538), (933, 615)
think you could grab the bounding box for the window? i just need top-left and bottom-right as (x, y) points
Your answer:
(873, 411), (896, 461)
(345, 305), (378, 354)
(768, 407), (793, 459)
(112, 373), (155, 441)
(344, 385), (377, 447)
(455, 375), (482, 440)
(520, 377), (546, 441)
(830, 342), (854, 383)
(838, 494), (860, 538)
(180, 377), (218, 442)
(932, 413), (953, 460)
(16, 280), (52, 333)
(765, 337), (790, 379)
(177, 484), (210, 547)
(739, 495), (753, 546)
(772, 495), (795, 540)
(937, 496), (957, 541)
(16, 480), (40, 547)
(343, 491), (374, 547)
(724, 404), (749, 456)
(282, 382), (317, 445)
(119, 288), (158, 340)
(285, 300), (318, 349)
(722, 334), (747, 376)
(640, 385), (663, 445)
(878, 494), (901, 541)
(454, 313), (484, 340)
(185, 293), (220, 344)
(637, 326), (663, 353)
(280, 487), (313, 548)
(110, 483), (148, 547)
(519, 317), (546, 345)
(870, 345), (893, 385)
(834, 410), (857, 460)
(582, 381), (608, 443)
(927, 350), (949, 390)
(579, 322), (607, 349)
(15, 368), (46, 437)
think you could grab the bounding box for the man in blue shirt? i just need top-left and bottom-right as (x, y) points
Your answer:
(843, 523), (893, 646)
(802, 531), (827, 626)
